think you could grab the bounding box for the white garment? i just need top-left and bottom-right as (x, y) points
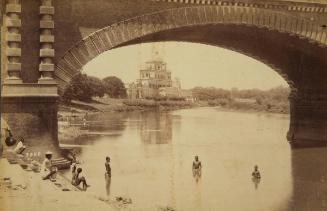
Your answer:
(41, 158), (51, 177)
(70, 163), (76, 172)
(14, 141), (25, 154)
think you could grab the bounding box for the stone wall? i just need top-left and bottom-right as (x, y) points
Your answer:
(1, 97), (59, 153)
(21, 0), (40, 83)
(1, 20), (5, 84)
(288, 91), (327, 147)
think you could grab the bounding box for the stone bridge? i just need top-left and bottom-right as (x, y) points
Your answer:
(1, 0), (327, 149)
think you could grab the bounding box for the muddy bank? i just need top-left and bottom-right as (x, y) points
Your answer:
(0, 158), (139, 211)
(59, 98), (195, 113)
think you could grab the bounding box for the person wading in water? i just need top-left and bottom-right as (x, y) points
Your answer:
(251, 165), (261, 190)
(252, 165), (261, 179)
(105, 156), (111, 196)
(192, 155), (202, 182)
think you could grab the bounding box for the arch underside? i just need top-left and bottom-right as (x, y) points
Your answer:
(55, 6), (327, 94)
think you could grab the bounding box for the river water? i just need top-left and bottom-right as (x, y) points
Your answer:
(64, 107), (327, 211)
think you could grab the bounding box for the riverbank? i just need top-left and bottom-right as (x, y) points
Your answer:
(59, 98), (195, 114)
(0, 158), (137, 211)
(200, 99), (290, 114)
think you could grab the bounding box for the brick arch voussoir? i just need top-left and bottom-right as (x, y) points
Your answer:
(55, 5), (325, 91)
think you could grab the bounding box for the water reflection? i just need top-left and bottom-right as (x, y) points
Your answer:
(87, 112), (128, 131)
(252, 177), (261, 190)
(138, 111), (173, 144)
(61, 112), (129, 145)
(60, 108), (327, 210)
(105, 175), (111, 197)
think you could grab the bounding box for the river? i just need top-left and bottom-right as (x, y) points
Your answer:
(62, 107), (327, 211)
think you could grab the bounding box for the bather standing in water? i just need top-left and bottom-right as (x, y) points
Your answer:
(192, 155), (202, 182)
(252, 165), (261, 179)
(105, 156), (111, 196)
(251, 165), (261, 190)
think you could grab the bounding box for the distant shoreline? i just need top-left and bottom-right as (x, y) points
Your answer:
(58, 98), (195, 114)
(58, 98), (289, 116)
(211, 106), (290, 116)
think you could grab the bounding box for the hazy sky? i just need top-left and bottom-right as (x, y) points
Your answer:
(83, 42), (288, 90)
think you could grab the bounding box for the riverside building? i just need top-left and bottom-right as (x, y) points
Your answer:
(127, 56), (184, 100)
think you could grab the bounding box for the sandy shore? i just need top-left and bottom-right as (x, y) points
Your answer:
(0, 158), (137, 211)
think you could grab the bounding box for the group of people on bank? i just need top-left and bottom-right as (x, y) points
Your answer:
(39, 150), (93, 191)
(40, 153), (261, 192)
(39, 150), (92, 191)
(67, 156), (111, 191)
(3, 128), (261, 192)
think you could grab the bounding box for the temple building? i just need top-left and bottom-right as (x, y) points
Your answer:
(127, 55), (184, 99)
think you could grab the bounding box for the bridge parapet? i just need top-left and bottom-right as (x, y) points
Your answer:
(153, 0), (327, 27)
(152, 0), (327, 13)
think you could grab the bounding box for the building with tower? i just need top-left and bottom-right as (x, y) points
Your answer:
(127, 53), (183, 99)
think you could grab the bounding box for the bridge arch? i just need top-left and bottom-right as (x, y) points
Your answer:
(55, 5), (327, 93)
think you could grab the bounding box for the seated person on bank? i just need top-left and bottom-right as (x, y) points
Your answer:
(13, 137), (26, 154)
(42, 151), (58, 181)
(5, 128), (16, 147)
(72, 167), (90, 190)
(4, 129), (26, 159)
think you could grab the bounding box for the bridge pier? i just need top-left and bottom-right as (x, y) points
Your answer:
(288, 91), (327, 148)
(1, 83), (59, 154)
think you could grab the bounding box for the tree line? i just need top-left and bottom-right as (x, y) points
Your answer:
(62, 73), (127, 103)
(192, 86), (290, 113)
(61, 72), (290, 114)
(192, 86), (289, 101)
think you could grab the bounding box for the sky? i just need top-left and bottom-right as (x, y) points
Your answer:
(83, 42), (288, 90)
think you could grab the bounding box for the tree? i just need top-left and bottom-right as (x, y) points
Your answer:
(62, 73), (106, 102)
(62, 73), (93, 102)
(102, 76), (127, 98)
(87, 76), (106, 98)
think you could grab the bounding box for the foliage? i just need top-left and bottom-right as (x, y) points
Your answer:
(123, 99), (192, 107)
(62, 74), (128, 103)
(145, 96), (186, 101)
(103, 76), (127, 98)
(192, 87), (231, 101)
(192, 86), (290, 114)
(87, 76), (106, 98)
(62, 73), (106, 103)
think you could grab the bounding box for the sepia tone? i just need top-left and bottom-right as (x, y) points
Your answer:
(0, 0), (327, 210)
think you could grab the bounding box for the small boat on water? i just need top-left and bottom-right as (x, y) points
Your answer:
(52, 157), (72, 170)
